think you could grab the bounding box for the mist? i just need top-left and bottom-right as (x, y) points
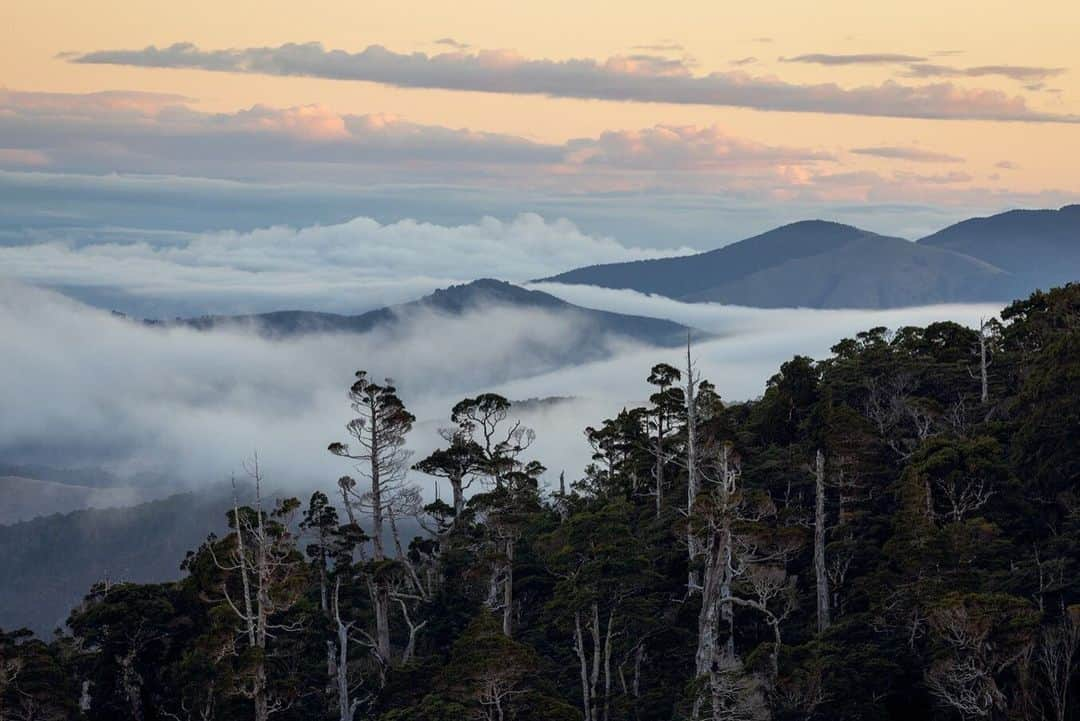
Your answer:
(0, 279), (1003, 500)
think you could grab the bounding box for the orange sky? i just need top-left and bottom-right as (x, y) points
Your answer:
(3, 0), (1078, 197)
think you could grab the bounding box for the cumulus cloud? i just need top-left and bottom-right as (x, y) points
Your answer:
(0, 213), (692, 315)
(851, 146), (964, 163)
(64, 42), (1080, 123)
(0, 281), (1003, 495)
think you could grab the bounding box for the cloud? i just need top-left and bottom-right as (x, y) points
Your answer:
(730, 57), (758, 66)
(632, 42), (684, 52)
(564, 124), (833, 170)
(0, 90), (831, 185)
(64, 42), (1080, 123)
(903, 63), (1067, 82)
(0, 213), (693, 316)
(782, 53), (927, 65)
(434, 37), (470, 50)
(851, 146), (964, 163)
(0, 149), (50, 167)
(995, 160), (1020, 170)
(4, 169), (1075, 273)
(0, 280), (1003, 494)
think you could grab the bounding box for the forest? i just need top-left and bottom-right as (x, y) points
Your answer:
(1, 283), (1077, 721)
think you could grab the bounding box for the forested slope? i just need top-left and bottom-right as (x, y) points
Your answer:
(2, 284), (1077, 721)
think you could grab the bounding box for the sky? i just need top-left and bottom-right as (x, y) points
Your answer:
(2, 0), (1078, 308)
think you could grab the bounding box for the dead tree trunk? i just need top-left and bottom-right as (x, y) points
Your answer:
(978, 317), (990, 404)
(502, 539), (514, 637)
(685, 336), (701, 592)
(814, 450), (831, 633)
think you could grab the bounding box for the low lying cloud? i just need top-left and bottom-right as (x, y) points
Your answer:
(0, 281), (1003, 497)
(0, 213), (692, 316)
(64, 42), (1080, 123)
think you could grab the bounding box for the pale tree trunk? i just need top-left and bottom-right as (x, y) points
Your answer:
(502, 539), (514, 637)
(366, 407), (394, 664)
(685, 337), (701, 591)
(979, 317), (989, 404)
(814, 450), (831, 633)
(253, 470), (271, 721)
(450, 472), (465, 518)
(574, 611), (593, 721)
(333, 579), (362, 721)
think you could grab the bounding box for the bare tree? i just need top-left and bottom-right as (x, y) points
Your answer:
(209, 457), (303, 721)
(1037, 610), (1080, 721)
(329, 371), (417, 665)
(685, 336), (702, 593)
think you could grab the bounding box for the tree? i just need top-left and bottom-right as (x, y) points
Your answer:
(329, 370), (419, 666)
(646, 363), (683, 518)
(205, 459), (304, 721)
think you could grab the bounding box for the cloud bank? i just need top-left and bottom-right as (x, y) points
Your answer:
(0, 213), (692, 315)
(0, 282), (1003, 497)
(0, 89), (831, 185)
(64, 42), (1080, 123)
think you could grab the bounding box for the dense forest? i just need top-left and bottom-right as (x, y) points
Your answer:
(1, 284), (1077, 721)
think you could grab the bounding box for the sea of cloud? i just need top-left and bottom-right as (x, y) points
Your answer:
(0, 280), (1002, 502)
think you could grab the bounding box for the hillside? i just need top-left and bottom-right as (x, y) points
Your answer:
(0, 492), (229, 634)
(0, 475), (161, 525)
(155, 279), (701, 362)
(539, 208), (1080, 308)
(918, 204), (1080, 292)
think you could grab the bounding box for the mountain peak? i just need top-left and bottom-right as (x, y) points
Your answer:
(421, 278), (565, 312)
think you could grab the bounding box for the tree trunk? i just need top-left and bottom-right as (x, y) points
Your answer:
(502, 539), (514, 637)
(574, 611), (592, 721)
(450, 472), (465, 518)
(814, 449), (831, 633)
(979, 317), (989, 404)
(685, 338), (700, 591)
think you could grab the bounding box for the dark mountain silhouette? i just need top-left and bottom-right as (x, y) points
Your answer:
(0, 491), (229, 634)
(918, 204), (1080, 292)
(160, 278), (700, 350)
(539, 206), (1079, 308)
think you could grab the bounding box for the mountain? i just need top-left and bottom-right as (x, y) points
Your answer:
(918, 204), (1080, 292)
(0, 492), (230, 634)
(540, 208), (1079, 308)
(160, 278), (700, 352)
(0, 475), (162, 525)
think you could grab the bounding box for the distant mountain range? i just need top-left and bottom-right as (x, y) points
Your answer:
(539, 205), (1079, 308)
(158, 278), (700, 352)
(0, 475), (163, 525)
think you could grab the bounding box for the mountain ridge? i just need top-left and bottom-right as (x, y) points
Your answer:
(539, 205), (1078, 308)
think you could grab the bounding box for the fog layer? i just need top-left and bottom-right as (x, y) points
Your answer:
(0, 281), (1002, 496)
